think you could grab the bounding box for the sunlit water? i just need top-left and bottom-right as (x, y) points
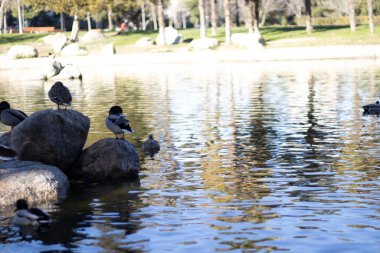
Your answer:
(0, 60), (379, 253)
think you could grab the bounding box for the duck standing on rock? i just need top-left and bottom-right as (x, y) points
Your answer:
(142, 134), (160, 158)
(105, 106), (134, 140)
(48, 81), (72, 110)
(12, 199), (50, 226)
(0, 101), (27, 130)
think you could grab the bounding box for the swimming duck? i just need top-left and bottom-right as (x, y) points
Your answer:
(48, 81), (72, 110)
(12, 199), (50, 226)
(105, 106), (134, 139)
(0, 101), (27, 130)
(0, 144), (17, 160)
(142, 134), (160, 158)
(363, 101), (380, 114)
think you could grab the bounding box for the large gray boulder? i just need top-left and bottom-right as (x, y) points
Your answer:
(231, 32), (265, 49)
(135, 37), (154, 47)
(156, 27), (183, 46)
(188, 38), (219, 51)
(72, 138), (140, 182)
(10, 109), (90, 172)
(0, 160), (69, 206)
(60, 43), (87, 56)
(42, 33), (67, 54)
(7, 45), (38, 59)
(0, 132), (10, 147)
(80, 30), (105, 44)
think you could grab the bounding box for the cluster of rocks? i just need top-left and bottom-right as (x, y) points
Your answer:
(5, 28), (266, 59)
(0, 109), (140, 207)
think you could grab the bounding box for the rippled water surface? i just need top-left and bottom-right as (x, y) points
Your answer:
(0, 60), (379, 252)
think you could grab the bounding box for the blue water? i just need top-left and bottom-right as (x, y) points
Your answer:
(0, 60), (379, 252)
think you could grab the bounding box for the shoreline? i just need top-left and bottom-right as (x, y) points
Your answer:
(0, 44), (379, 70)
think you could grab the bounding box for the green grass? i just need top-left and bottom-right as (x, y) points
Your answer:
(0, 25), (379, 55)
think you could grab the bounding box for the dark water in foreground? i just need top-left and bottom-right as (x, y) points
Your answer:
(0, 60), (379, 252)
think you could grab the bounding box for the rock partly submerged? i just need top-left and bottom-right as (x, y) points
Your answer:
(0, 160), (69, 206)
(72, 138), (140, 182)
(11, 109), (90, 172)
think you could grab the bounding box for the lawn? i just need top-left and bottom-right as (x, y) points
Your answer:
(0, 25), (379, 56)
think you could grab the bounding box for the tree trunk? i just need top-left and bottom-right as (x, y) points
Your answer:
(157, 0), (166, 44)
(224, 0), (231, 44)
(245, 0), (253, 33)
(70, 14), (79, 42)
(60, 12), (65, 31)
(141, 0), (146, 31)
(348, 0), (356, 32)
(17, 0), (23, 33)
(305, 0), (312, 33)
(151, 2), (158, 30)
(199, 0), (207, 39)
(210, 0), (217, 35)
(367, 0), (374, 33)
(86, 12), (91, 31)
(182, 9), (187, 29)
(107, 4), (113, 30)
(235, 0), (239, 26)
(253, 0), (259, 32)
(0, 0), (6, 34)
(3, 11), (7, 33)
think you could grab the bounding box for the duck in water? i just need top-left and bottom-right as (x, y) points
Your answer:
(105, 106), (134, 139)
(48, 81), (72, 110)
(12, 199), (50, 226)
(142, 134), (160, 158)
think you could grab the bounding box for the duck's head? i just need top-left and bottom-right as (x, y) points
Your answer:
(15, 199), (28, 211)
(376, 101), (379, 104)
(109, 106), (123, 115)
(0, 101), (10, 112)
(148, 134), (154, 140)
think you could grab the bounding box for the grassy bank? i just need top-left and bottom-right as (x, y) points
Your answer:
(0, 25), (379, 56)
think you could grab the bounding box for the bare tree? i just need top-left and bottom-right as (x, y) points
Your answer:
(199, 0), (207, 39)
(245, 0), (254, 33)
(305, 0), (312, 33)
(210, 0), (217, 35)
(86, 12), (91, 31)
(150, 2), (158, 30)
(141, 0), (146, 31)
(17, 0), (23, 33)
(157, 0), (166, 44)
(348, 0), (356, 31)
(253, 0), (259, 31)
(0, 0), (7, 34)
(70, 13), (79, 41)
(224, 0), (231, 44)
(107, 4), (113, 30)
(367, 0), (374, 33)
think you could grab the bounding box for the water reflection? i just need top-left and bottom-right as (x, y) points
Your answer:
(0, 60), (380, 252)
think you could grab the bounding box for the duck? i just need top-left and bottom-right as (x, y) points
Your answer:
(12, 199), (50, 226)
(0, 144), (17, 160)
(105, 106), (134, 139)
(48, 81), (72, 110)
(142, 134), (160, 158)
(0, 101), (27, 130)
(363, 101), (380, 114)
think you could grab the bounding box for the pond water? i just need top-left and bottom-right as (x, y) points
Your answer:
(0, 60), (379, 252)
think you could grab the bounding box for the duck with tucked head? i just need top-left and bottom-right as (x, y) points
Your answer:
(142, 134), (160, 158)
(12, 199), (50, 226)
(363, 101), (380, 114)
(48, 81), (72, 110)
(105, 106), (134, 139)
(0, 101), (27, 130)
